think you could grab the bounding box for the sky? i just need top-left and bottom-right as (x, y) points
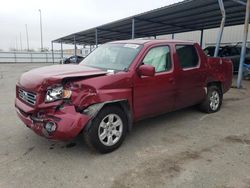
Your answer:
(0, 0), (180, 51)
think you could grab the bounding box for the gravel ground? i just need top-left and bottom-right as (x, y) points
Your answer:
(0, 63), (250, 188)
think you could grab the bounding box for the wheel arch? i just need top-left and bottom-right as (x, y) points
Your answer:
(207, 81), (223, 94)
(82, 99), (133, 133)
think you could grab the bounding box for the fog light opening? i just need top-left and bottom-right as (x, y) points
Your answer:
(45, 121), (57, 133)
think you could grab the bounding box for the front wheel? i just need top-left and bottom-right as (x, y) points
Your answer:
(83, 106), (128, 153)
(199, 86), (223, 113)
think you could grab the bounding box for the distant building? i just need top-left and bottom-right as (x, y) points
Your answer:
(81, 47), (92, 57)
(157, 24), (250, 49)
(55, 47), (93, 57)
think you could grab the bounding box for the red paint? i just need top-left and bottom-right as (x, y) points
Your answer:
(15, 40), (233, 140)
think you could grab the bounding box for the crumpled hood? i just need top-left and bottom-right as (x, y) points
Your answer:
(19, 64), (107, 91)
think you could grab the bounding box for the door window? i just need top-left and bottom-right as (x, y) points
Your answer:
(142, 46), (172, 72)
(176, 45), (199, 69)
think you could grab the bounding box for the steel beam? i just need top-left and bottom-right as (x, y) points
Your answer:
(100, 28), (150, 39)
(237, 0), (250, 88)
(214, 0), (226, 57)
(231, 0), (246, 6)
(69, 35), (89, 45)
(135, 17), (197, 31)
(75, 33), (113, 43)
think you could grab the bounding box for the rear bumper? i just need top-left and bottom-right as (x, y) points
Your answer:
(15, 98), (91, 141)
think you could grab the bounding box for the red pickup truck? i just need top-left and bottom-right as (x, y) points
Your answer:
(15, 40), (233, 153)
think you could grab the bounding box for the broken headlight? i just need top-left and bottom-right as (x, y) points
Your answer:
(45, 86), (72, 102)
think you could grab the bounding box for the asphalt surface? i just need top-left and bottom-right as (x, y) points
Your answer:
(0, 63), (250, 188)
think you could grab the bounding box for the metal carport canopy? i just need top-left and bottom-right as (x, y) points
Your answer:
(53, 0), (247, 45)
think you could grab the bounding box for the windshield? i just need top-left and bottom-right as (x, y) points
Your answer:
(80, 43), (142, 71)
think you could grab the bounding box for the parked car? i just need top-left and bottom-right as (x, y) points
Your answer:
(204, 45), (250, 73)
(15, 40), (233, 153)
(243, 63), (250, 79)
(60, 55), (84, 64)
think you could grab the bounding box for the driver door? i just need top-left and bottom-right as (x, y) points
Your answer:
(133, 45), (176, 120)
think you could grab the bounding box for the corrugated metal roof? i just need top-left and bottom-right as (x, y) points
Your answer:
(53, 0), (247, 45)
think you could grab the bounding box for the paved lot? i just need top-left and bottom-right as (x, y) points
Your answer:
(0, 63), (250, 188)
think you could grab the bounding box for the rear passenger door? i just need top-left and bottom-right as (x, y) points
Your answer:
(174, 44), (206, 110)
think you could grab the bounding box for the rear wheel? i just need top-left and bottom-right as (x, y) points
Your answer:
(199, 85), (222, 113)
(83, 106), (128, 153)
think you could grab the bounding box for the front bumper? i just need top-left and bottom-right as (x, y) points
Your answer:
(15, 98), (91, 141)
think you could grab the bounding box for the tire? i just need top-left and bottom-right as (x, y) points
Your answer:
(83, 106), (128, 153)
(199, 85), (223, 113)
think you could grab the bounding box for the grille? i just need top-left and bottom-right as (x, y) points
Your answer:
(19, 88), (37, 106)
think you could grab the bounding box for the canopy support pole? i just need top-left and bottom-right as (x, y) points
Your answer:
(237, 0), (250, 88)
(132, 18), (135, 39)
(51, 41), (54, 64)
(172, 34), (174, 39)
(60, 42), (63, 59)
(95, 29), (98, 48)
(74, 35), (77, 56)
(214, 0), (226, 57)
(200, 29), (204, 48)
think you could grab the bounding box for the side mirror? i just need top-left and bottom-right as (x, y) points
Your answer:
(138, 64), (155, 77)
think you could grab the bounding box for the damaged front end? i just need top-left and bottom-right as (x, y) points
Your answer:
(15, 96), (91, 140)
(15, 81), (97, 141)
